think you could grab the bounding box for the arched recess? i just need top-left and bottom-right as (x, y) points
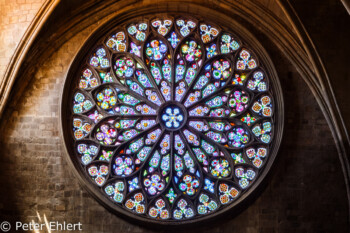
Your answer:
(0, 0), (349, 223)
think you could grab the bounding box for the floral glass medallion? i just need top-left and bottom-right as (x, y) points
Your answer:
(160, 104), (186, 129)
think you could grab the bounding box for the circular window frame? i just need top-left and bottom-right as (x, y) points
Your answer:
(60, 11), (284, 227)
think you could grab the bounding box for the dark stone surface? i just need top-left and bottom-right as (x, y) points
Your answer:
(292, 0), (350, 132)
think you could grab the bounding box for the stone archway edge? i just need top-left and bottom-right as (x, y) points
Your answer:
(277, 0), (350, 220)
(0, 0), (60, 119)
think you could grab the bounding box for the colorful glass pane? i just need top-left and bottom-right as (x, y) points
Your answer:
(176, 19), (196, 37)
(89, 47), (110, 68)
(79, 68), (99, 89)
(105, 181), (125, 203)
(106, 31), (127, 52)
(199, 24), (219, 43)
(220, 34), (240, 53)
(127, 23), (148, 41)
(73, 92), (93, 114)
(151, 19), (172, 36)
(236, 49), (257, 70)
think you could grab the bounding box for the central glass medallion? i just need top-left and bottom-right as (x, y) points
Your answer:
(160, 103), (187, 130)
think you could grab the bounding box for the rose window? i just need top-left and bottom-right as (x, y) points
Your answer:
(62, 15), (283, 225)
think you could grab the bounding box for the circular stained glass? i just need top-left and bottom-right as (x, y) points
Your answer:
(62, 15), (283, 225)
(160, 103), (186, 130)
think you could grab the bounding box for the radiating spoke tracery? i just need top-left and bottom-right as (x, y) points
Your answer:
(66, 15), (278, 223)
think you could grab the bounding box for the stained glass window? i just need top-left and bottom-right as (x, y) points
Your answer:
(62, 15), (282, 224)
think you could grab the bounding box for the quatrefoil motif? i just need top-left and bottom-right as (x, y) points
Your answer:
(95, 123), (117, 145)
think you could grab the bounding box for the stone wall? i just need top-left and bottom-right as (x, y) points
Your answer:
(0, 0), (46, 79)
